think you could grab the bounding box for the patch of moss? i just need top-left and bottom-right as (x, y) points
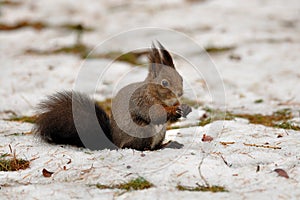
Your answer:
(59, 23), (93, 32)
(0, 154), (30, 171)
(254, 99), (264, 104)
(204, 46), (235, 54)
(0, 0), (22, 6)
(4, 133), (23, 137)
(88, 50), (148, 65)
(177, 184), (228, 192)
(95, 177), (153, 191)
(26, 45), (148, 65)
(0, 21), (47, 31)
(234, 108), (292, 127)
(199, 107), (234, 126)
(167, 123), (199, 130)
(95, 184), (111, 189)
(26, 43), (91, 58)
(0, 20), (93, 32)
(198, 115), (234, 126)
(96, 98), (112, 114)
(117, 52), (145, 65)
(6, 115), (37, 123)
(52, 44), (89, 55)
(275, 122), (300, 131)
(181, 97), (202, 108)
(201, 107), (300, 131)
(117, 177), (153, 190)
(0, 153), (9, 158)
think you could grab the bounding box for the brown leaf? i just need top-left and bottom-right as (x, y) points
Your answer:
(67, 159), (72, 164)
(42, 168), (54, 178)
(220, 141), (235, 146)
(274, 168), (289, 178)
(201, 134), (213, 142)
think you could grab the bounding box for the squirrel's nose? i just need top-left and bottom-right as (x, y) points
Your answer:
(177, 91), (183, 97)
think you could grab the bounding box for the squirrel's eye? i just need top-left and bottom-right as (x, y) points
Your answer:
(161, 79), (169, 87)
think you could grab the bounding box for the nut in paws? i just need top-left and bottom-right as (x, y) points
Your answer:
(179, 104), (192, 118)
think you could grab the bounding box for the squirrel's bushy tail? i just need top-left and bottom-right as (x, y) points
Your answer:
(34, 91), (112, 149)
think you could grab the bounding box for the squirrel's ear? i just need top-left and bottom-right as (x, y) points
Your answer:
(157, 41), (175, 68)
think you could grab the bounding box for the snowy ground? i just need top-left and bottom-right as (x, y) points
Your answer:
(0, 0), (300, 199)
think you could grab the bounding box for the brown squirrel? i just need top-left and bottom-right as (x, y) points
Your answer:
(34, 42), (192, 151)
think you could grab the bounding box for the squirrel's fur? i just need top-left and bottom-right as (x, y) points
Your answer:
(34, 42), (192, 151)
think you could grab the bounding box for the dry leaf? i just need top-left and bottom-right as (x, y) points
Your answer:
(42, 168), (54, 178)
(220, 141), (235, 146)
(201, 134), (213, 142)
(274, 168), (289, 178)
(256, 165), (260, 172)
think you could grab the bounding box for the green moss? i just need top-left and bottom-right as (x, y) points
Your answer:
(0, 155), (30, 171)
(181, 97), (202, 108)
(52, 44), (89, 56)
(199, 107), (234, 126)
(177, 184), (228, 192)
(275, 122), (300, 131)
(254, 99), (264, 104)
(26, 44), (91, 58)
(117, 177), (153, 190)
(26, 45), (148, 65)
(0, 20), (93, 32)
(96, 98), (112, 114)
(0, 153), (9, 158)
(118, 52), (143, 65)
(88, 50), (148, 65)
(95, 184), (111, 189)
(234, 108), (292, 127)
(59, 23), (93, 32)
(201, 107), (300, 131)
(6, 115), (37, 123)
(95, 177), (153, 191)
(4, 133), (23, 137)
(204, 46), (235, 54)
(167, 124), (198, 130)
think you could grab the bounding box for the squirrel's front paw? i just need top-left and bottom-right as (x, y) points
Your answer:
(167, 104), (191, 122)
(178, 104), (192, 118)
(175, 106), (183, 118)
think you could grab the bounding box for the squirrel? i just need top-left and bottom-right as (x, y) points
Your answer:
(34, 41), (192, 151)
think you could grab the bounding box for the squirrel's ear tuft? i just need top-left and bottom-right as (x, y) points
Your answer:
(148, 42), (162, 78)
(156, 41), (175, 68)
(148, 42), (162, 65)
(148, 41), (175, 78)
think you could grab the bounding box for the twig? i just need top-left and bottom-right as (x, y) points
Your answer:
(243, 143), (281, 149)
(176, 170), (188, 177)
(8, 144), (13, 154)
(220, 155), (232, 167)
(198, 156), (209, 187)
(277, 97), (296, 106)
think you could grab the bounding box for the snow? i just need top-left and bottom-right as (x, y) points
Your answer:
(1, 0), (300, 199)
